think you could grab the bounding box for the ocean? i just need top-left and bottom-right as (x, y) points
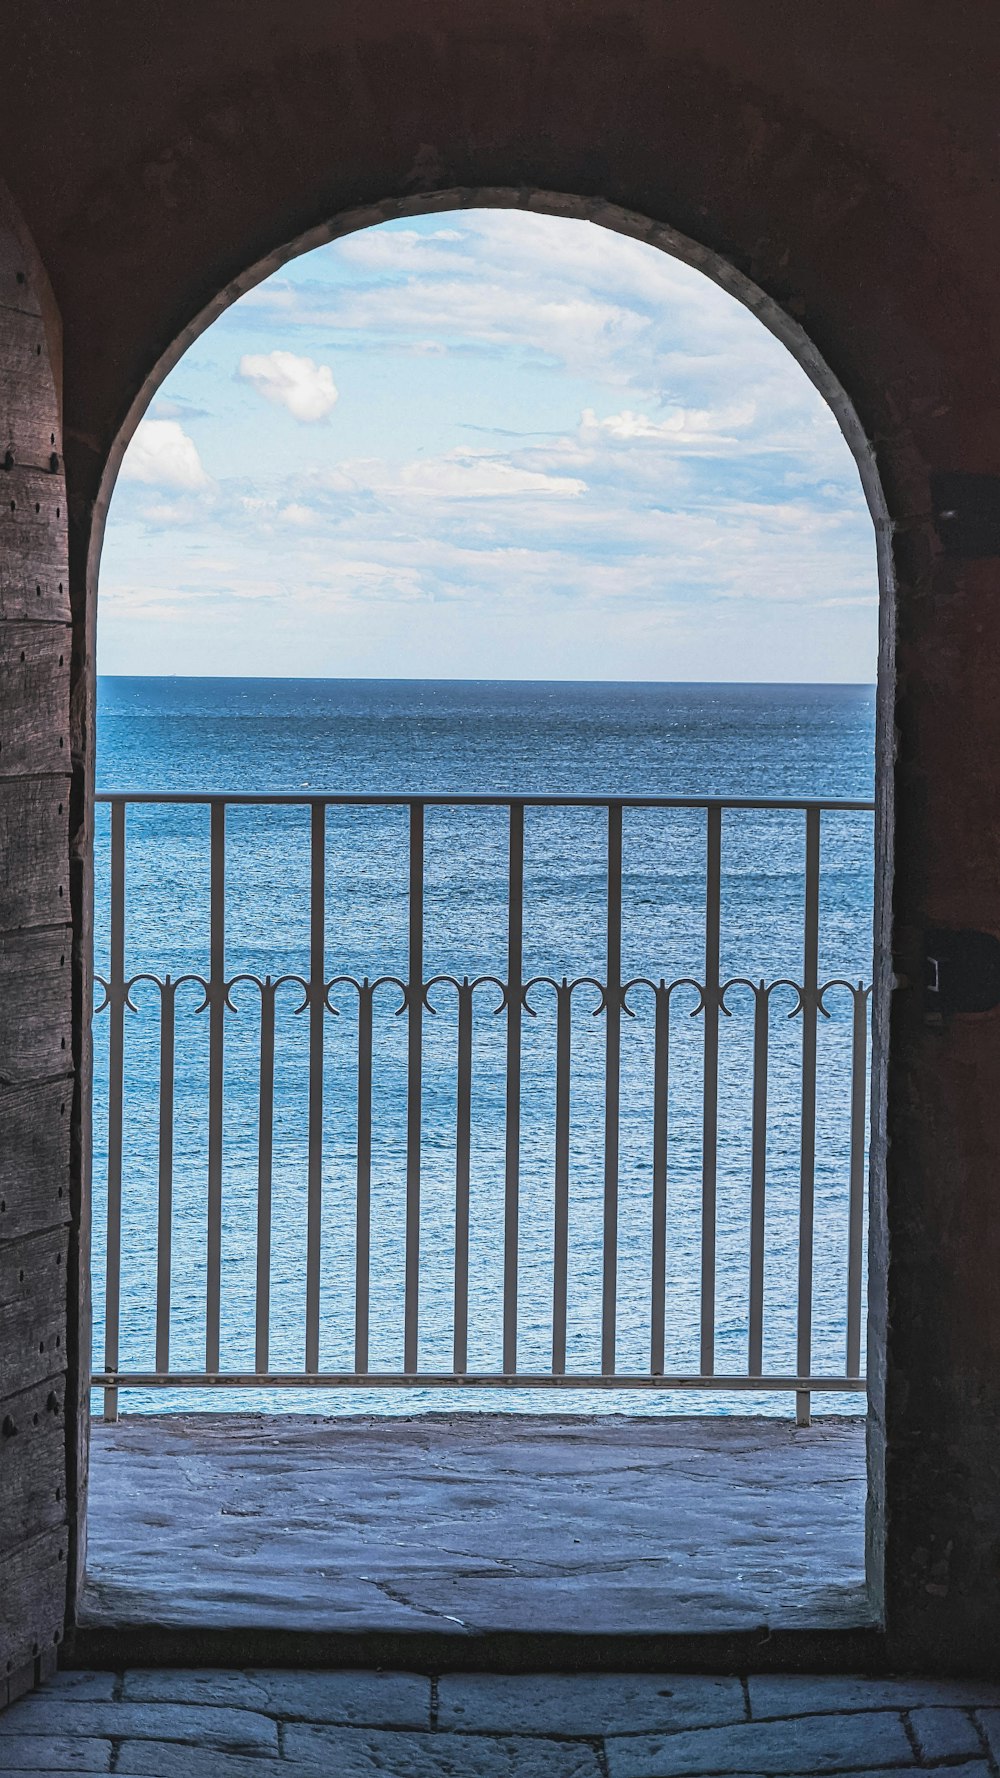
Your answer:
(92, 678), (876, 1418)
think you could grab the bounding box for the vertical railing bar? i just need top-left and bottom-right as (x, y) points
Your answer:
(355, 982), (373, 1375)
(453, 979), (473, 1374)
(797, 805), (821, 1426)
(650, 982), (669, 1376)
(846, 985), (868, 1376)
(701, 804), (722, 1376)
(154, 980), (175, 1374)
(305, 803), (325, 1374)
(552, 979), (571, 1375)
(503, 802), (524, 1375)
(255, 981), (275, 1375)
(103, 797), (126, 1423)
(748, 983), (769, 1376)
(205, 799), (225, 1374)
(602, 803), (623, 1376)
(404, 803), (424, 1373)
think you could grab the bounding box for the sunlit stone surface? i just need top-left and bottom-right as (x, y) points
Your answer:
(82, 1414), (868, 1635)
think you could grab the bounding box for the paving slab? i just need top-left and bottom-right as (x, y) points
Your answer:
(114, 1754), (294, 1778)
(0, 1697), (277, 1753)
(909, 1705), (983, 1763)
(437, 1673), (746, 1735)
(83, 1414), (868, 1638)
(284, 1722), (603, 1775)
(974, 1707), (1000, 1763)
(749, 1672), (1000, 1716)
(120, 1670), (270, 1709)
(604, 1708), (914, 1776)
(39, 1674), (117, 1702)
(121, 1665), (432, 1724)
(0, 1737), (111, 1771)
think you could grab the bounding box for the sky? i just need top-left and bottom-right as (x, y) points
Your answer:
(98, 209), (879, 682)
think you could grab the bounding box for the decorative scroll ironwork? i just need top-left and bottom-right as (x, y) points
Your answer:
(91, 791), (874, 1423)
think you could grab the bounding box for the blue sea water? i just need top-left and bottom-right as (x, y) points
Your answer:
(92, 679), (876, 1418)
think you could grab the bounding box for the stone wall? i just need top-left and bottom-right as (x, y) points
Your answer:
(0, 183), (73, 1703)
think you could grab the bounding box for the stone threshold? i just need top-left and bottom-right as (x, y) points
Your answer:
(73, 1413), (877, 1671)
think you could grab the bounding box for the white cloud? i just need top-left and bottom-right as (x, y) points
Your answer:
(120, 419), (209, 490)
(246, 212), (788, 405)
(581, 403), (756, 447)
(257, 280), (647, 382)
(135, 500), (200, 526)
(312, 449), (586, 505)
(237, 350), (338, 422)
(336, 225), (472, 277)
(398, 453), (584, 501)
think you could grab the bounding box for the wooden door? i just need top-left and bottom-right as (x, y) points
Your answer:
(0, 186), (75, 1706)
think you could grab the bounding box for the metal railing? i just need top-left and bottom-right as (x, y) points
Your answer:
(91, 792), (874, 1422)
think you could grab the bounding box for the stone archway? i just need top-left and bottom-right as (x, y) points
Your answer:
(0, 1), (995, 1671)
(84, 185), (895, 1644)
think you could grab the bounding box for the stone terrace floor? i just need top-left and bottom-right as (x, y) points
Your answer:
(5, 1667), (1000, 1775)
(83, 1414), (870, 1637)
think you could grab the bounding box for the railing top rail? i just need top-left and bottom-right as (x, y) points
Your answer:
(95, 790), (876, 811)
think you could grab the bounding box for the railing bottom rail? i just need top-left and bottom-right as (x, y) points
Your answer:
(95, 1370), (866, 1430)
(94, 1370), (865, 1391)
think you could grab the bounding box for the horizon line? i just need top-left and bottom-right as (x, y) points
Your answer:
(96, 672), (877, 689)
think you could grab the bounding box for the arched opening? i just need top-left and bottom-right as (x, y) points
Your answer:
(83, 195), (892, 1645)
